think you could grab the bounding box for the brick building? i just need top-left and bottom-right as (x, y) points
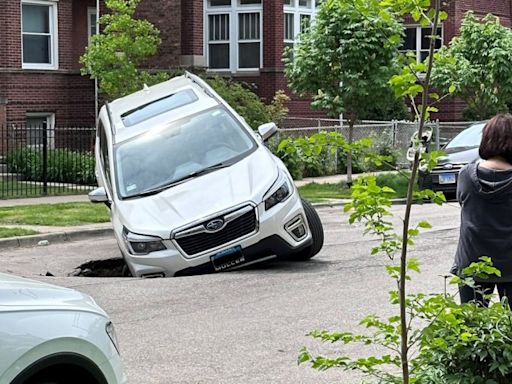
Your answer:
(1, 0), (512, 132)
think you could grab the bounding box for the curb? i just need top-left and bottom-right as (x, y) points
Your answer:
(0, 227), (114, 249)
(0, 199), (409, 249)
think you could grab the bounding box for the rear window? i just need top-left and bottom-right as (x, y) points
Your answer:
(121, 89), (198, 127)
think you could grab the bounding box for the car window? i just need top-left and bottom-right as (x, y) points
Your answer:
(445, 123), (484, 150)
(98, 120), (112, 193)
(121, 89), (199, 127)
(114, 106), (257, 198)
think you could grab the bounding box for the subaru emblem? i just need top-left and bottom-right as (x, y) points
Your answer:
(205, 219), (224, 232)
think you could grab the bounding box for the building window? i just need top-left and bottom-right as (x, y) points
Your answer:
(238, 12), (260, 68)
(401, 25), (443, 62)
(205, 1), (262, 72)
(21, 1), (58, 70)
(283, 0), (316, 57)
(26, 113), (55, 148)
(208, 14), (230, 69)
(87, 7), (97, 41)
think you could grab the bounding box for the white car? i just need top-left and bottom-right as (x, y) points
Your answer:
(0, 273), (126, 384)
(89, 72), (324, 278)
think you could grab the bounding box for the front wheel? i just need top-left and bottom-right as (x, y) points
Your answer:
(292, 198), (324, 261)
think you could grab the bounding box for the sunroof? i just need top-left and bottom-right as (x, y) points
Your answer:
(121, 89), (198, 127)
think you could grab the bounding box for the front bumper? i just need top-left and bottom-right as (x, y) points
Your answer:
(116, 191), (311, 277)
(419, 169), (460, 194)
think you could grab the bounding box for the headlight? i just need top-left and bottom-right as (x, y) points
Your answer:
(265, 179), (291, 210)
(123, 229), (166, 255)
(106, 321), (121, 354)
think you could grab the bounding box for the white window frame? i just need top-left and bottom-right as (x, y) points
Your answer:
(283, 0), (317, 48)
(204, 0), (263, 73)
(21, 0), (59, 70)
(402, 24), (444, 63)
(25, 113), (55, 148)
(87, 7), (97, 42)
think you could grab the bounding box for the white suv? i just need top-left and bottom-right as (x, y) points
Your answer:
(89, 72), (323, 278)
(0, 273), (126, 384)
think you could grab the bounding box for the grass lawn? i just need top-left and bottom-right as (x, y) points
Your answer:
(0, 203), (110, 226)
(298, 172), (412, 202)
(298, 182), (351, 202)
(0, 181), (91, 199)
(0, 227), (39, 238)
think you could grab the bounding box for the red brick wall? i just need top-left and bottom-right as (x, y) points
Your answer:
(3, 73), (95, 126)
(0, 0), (95, 126)
(182, 0), (203, 56)
(72, 0), (96, 71)
(1, 0), (22, 68)
(258, 0), (323, 118)
(138, 0), (182, 69)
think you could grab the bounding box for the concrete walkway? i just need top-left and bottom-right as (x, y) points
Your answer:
(0, 194), (90, 207)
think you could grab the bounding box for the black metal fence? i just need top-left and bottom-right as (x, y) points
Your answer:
(0, 123), (97, 199)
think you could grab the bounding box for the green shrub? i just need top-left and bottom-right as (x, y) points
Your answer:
(206, 76), (271, 129)
(6, 147), (96, 185)
(338, 132), (400, 174)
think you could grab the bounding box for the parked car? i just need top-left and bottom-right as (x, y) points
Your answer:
(0, 273), (126, 384)
(89, 72), (324, 278)
(418, 122), (485, 196)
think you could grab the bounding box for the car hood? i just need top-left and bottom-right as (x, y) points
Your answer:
(438, 147), (480, 166)
(116, 146), (279, 236)
(0, 273), (106, 316)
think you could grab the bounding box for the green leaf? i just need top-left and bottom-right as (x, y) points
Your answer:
(417, 221), (432, 229)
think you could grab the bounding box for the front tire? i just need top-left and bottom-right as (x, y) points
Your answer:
(292, 198), (324, 261)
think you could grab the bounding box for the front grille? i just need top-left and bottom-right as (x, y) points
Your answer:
(432, 163), (465, 172)
(176, 209), (257, 256)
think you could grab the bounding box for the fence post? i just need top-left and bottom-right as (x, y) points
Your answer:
(42, 121), (48, 195)
(435, 119), (440, 150)
(391, 119), (397, 147)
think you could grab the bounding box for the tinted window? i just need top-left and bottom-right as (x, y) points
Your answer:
(98, 120), (112, 192)
(121, 89), (198, 127)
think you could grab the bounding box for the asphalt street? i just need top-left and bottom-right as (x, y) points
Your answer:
(0, 203), (462, 384)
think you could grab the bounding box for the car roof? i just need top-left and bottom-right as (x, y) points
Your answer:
(105, 75), (219, 144)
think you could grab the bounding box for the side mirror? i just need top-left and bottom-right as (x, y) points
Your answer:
(257, 122), (278, 141)
(89, 187), (109, 204)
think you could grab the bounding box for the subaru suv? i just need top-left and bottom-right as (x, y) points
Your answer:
(89, 72), (324, 278)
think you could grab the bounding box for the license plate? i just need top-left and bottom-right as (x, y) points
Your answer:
(439, 173), (456, 184)
(211, 246), (245, 272)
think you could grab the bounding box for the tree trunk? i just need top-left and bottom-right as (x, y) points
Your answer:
(346, 120), (354, 186)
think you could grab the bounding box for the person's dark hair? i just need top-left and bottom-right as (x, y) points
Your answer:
(479, 113), (512, 164)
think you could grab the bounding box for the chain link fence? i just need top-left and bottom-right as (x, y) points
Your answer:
(278, 117), (479, 171)
(0, 123), (96, 199)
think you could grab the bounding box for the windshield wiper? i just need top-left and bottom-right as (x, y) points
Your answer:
(132, 162), (232, 198)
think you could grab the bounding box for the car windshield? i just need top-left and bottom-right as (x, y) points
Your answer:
(115, 107), (256, 198)
(445, 123), (484, 150)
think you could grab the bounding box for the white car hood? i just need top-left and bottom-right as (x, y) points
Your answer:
(116, 147), (279, 236)
(0, 273), (106, 316)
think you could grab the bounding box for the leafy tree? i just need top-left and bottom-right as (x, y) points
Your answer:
(80, 0), (170, 100)
(284, 0), (403, 185)
(362, 89), (411, 121)
(432, 12), (512, 120)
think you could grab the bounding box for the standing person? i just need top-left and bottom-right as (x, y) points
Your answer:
(452, 113), (512, 305)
